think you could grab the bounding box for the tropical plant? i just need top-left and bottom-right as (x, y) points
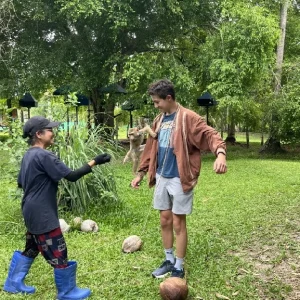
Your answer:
(55, 125), (120, 213)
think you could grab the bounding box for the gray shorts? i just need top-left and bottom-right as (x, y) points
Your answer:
(153, 174), (194, 215)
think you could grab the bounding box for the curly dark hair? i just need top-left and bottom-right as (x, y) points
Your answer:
(148, 79), (175, 100)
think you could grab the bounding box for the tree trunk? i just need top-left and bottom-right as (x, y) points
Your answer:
(90, 87), (116, 138)
(261, 0), (288, 153)
(220, 113), (225, 139)
(246, 126), (249, 148)
(274, 0), (288, 95)
(225, 117), (236, 144)
(91, 87), (106, 127)
(261, 131), (264, 146)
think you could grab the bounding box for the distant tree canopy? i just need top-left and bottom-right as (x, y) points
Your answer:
(0, 0), (299, 145)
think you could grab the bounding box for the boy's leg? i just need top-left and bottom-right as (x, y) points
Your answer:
(160, 210), (174, 250)
(173, 214), (187, 259)
(152, 175), (176, 278)
(173, 214), (187, 272)
(160, 210), (175, 263)
(151, 210), (175, 278)
(168, 177), (193, 278)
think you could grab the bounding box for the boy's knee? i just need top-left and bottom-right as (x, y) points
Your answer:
(160, 211), (173, 228)
(173, 215), (186, 235)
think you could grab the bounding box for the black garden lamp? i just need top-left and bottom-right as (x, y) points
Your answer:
(53, 86), (71, 135)
(74, 94), (89, 125)
(121, 100), (136, 129)
(19, 93), (38, 120)
(197, 92), (218, 125)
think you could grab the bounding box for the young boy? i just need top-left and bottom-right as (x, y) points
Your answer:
(131, 80), (227, 278)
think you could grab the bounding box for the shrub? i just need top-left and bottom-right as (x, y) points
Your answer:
(0, 133), (9, 142)
(55, 125), (121, 213)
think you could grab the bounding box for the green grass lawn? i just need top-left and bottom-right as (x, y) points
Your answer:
(0, 144), (299, 299)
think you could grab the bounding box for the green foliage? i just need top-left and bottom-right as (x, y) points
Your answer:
(205, 3), (279, 97)
(0, 133), (9, 142)
(123, 52), (196, 108)
(55, 126), (119, 213)
(276, 59), (300, 143)
(0, 119), (27, 179)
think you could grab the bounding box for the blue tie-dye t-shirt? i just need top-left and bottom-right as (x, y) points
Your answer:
(156, 112), (179, 178)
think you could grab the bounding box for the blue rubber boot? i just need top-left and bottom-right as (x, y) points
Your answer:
(3, 250), (36, 294)
(54, 261), (91, 300)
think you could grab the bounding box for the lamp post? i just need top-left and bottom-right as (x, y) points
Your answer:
(197, 92), (218, 126)
(53, 86), (72, 136)
(121, 101), (135, 128)
(75, 94), (90, 125)
(19, 93), (38, 121)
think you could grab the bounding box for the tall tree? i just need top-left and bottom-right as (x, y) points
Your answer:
(261, 0), (290, 152)
(201, 1), (278, 142)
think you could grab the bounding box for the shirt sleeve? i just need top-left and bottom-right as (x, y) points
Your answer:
(41, 152), (72, 182)
(64, 164), (92, 182)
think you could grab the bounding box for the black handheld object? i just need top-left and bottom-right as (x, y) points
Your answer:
(94, 153), (111, 165)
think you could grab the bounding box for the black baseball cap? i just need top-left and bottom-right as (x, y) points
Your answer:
(22, 116), (60, 138)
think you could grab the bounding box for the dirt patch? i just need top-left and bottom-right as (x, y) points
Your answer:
(231, 229), (300, 299)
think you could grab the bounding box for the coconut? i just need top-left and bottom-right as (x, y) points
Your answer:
(122, 235), (142, 253)
(159, 277), (188, 300)
(80, 219), (99, 233)
(59, 219), (71, 233)
(72, 217), (82, 229)
(73, 217), (82, 225)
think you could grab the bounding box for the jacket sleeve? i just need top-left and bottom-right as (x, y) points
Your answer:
(188, 115), (226, 154)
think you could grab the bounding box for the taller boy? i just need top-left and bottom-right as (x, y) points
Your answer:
(131, 79), (227, 278)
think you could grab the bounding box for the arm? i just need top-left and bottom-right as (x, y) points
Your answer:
(65, 154), (111, 182)
(43, 152), (111, 182)
(137, 136), (153, 177)
(189, 115), (227, 174)
(188, 115), (226, 155)
(64, 164), (92, 182)
(138, 125), (157, 138)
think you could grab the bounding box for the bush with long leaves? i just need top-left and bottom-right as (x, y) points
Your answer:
(54, 125), (120, 213)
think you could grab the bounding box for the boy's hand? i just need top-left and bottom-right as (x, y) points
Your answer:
(214, 154), (227, 174)
(131, 176), (142, 189)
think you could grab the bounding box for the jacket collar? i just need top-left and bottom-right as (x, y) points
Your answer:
(154, 103), (182, 134)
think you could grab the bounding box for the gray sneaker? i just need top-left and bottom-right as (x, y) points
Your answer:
(152, 260), (174, 278)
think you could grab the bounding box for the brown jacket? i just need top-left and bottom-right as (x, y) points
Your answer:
(138, 104), (226, 192)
